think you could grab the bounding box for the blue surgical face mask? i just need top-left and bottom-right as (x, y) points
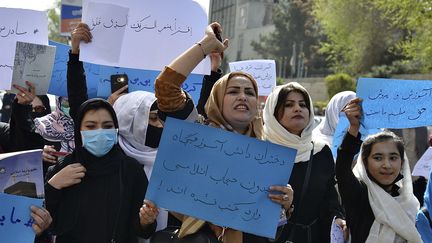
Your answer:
(61, 105), (70, 117)
(81, 129), (118, 157)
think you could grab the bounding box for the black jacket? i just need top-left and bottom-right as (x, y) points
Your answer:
(335, 132), (375, 243)
(45, 145), (155, 243)
(44, 98), (156, 242)
(271, 145), (344, 243)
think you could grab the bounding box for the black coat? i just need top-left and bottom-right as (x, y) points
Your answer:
(44, 56), (157, 242)
(45, 145), (155, 243)
(335, 133), (375, 243)
(270, 145), (344, 243)
(44, 97), (156, 242)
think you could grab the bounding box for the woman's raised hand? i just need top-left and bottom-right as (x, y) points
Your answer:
(198, 22), (229, 56)
(71, 23), (92, 54)
(342, 97), (362, 137)
(14, 81), (36, 105)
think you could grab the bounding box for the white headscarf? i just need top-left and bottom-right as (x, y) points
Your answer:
(313, 91), (356, 146)
(113, 91), (158, 177)
(353, 142), (422, 243)
(263, 82), (325, 163)
(113, 91), (168, 237)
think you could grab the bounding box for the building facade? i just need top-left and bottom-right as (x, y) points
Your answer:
(210, 0), (276, 65)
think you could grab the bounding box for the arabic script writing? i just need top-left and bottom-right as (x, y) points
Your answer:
(89, 15), (192, 36)
(357, 78), (432, 129)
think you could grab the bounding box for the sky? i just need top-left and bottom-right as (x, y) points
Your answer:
(0, 0), (57, 10)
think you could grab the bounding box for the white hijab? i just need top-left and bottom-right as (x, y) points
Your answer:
(114, 91), (158, 177)
(113, 91), (168, 238)
(263, 82), (325, 163)
(313, 91), (356, 146)
(353, 143), (422, 243)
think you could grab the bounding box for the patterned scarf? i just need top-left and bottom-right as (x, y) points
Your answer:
(34, 97), (75, 152)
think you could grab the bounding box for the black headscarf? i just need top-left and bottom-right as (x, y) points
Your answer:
(47, 99), (151, 242)
(31, 95), (51, 119)
(71, 98), (121, 177)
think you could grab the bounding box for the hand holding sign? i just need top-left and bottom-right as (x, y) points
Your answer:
(198, 22), (228, 56)
(139, 199), (159, 226)
(0, 193), (44, 242)
(342, 98), (362, 137)
(13, 81), (36, 105)
(30, 206), (52, 236)
(71, 23), (92, 54)
(268, 184), (293, 211)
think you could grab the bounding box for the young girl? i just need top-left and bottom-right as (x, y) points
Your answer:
(336, 98), (422, 243)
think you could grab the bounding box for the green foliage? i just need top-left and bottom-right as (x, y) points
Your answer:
(313, 0), (432, 74)
(365, 60), (421, 78)
(48, 0), (68, 44)
(313, 0), (404, 74)
(314, 100), (328, 112)
(325, 73), (356, 98)
(276, 77), (285, 85)
(373, 0), (432, 71)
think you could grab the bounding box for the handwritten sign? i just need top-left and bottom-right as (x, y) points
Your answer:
(11, 41), (56, 95)
(0, 8), (48, 90)
(331, 114), (381, 159)
(229, 60), (276, 96)
(330, 217), (345, 243)
(357, 78), (432, 129)
(60, 0), (82, 36)
(146, 118), (297, 238)
(82, 2), (128, 63)
(0, 193), (43, 243)
(96, 66), (204, 103)
(80, 0), (210, 75)
(412, 147), (432, 179)
(0, 149), (44, 198)
(48, 40), (99, 98)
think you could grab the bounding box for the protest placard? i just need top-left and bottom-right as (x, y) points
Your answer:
(357, 78), (432, 129)
(330, 217), (345, 243)
(0, 193), (43, 243)
(229, 60), (276, 96)
(48, 40), (99, 98)
(146, 118), (297, 238)
(49, 41), (204, 101)
(412, 147), (432, 179)
(331, 114), (381, 159)
(0, 149), (44, 242)
(96, 66), (204, 102)
(0, 8), (48, 90)
(80, 0), (210, 75)
(11, 41), (56, 95)
(0, 149), (44, 198)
